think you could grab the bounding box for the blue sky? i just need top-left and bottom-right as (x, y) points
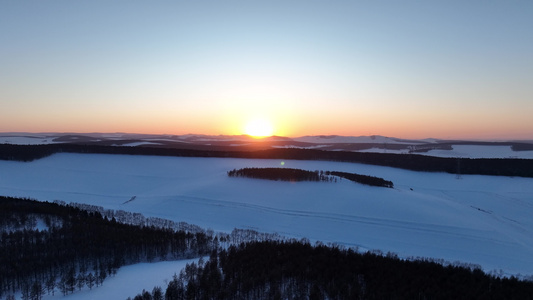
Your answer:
(1, 1), (532, 139)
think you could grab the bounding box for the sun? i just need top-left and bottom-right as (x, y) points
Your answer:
(244, 118), (274, 138)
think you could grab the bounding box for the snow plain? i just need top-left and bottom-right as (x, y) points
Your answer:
(34, 259), (198, 300)
(423, 145), (533, 159)
(357, 145), (533, 159)
(1, 153), (533, 280)
(0, 136), (58, 145)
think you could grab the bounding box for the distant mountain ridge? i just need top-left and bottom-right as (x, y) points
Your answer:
(2, 132), (531, 143)
(1, 132), (533, 159)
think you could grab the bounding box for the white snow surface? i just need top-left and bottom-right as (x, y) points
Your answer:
(1, 154), (533, 277)
(422, 145), (533, 159)
(356, 145), (533, 159)
(40, 259), (199, 300)
(0, 136), (58, 145)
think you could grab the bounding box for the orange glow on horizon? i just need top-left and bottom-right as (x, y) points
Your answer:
(2, 106), (532, 141)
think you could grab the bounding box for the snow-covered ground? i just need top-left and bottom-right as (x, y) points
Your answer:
(0, 136), (59, 145)
(422, 145), (533, 159)
(37, 259), (199, 300)
(355, 145), (533, 159)
(1, 153), (533, 279)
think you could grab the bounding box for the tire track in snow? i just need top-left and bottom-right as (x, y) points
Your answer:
(169, 195), (495, 242)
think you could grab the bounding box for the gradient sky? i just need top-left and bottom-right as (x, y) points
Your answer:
(1, 1), (532, 139)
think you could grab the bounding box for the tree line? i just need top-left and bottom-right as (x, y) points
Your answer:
(228, 167), (394, 188)
(0, 197), (295, 299)
(1, 143), (532, 177)
(325, 170), (393, 188)
(130, 240), (533, 300)
(0, 196), (216, 299)
(228, 168), (328, 182)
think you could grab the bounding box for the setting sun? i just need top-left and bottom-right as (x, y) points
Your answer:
(244, 119), (274, 138)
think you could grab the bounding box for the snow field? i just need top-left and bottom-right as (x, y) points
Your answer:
(1, 153), (533, 277)
(0, 136), (58, 145)
(357, 145), (533, 159)
(423, 145), (533, 159)
(39, 259), (199, 300)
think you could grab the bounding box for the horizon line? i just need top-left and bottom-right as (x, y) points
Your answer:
(1, 131), (532, 143)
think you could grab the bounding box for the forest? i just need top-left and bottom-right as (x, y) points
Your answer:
(227, 167), (394, 188)
(0, 196), (215, 300)
(130, 241), (533, 300)
(1, 143), (533, 178)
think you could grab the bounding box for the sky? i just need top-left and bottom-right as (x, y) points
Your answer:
(1, 1), (532, 139)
